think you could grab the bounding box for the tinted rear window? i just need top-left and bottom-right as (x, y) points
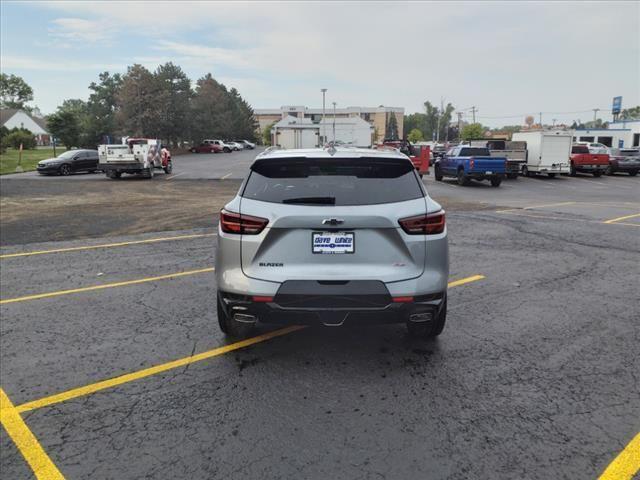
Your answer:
(572, 146), (589, 154)
(459, 147), (490, 156)
(242, 157), (424, 206)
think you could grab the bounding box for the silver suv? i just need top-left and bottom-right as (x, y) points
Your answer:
(216, 147), (449, 338)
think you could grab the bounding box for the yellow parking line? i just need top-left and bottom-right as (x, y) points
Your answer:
(221, 172), (232, 179)
(0, 267), (215, 305)
(448, 274), (485, 287)
(13, 274), (485, 413)
(603, 213), (640, 224)
(0, 388), (65, 479)
(15, 326), (305, 413)
(598, 432), (640, 480)
(0, 233), (216, 259)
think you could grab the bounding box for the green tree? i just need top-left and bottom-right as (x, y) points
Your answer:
(116, 64), (161, 137)
(461, 123), (485, 140)
(385, 112), (399, 140)
(2, 128), (36, 150)
(620, 106), (640, 120)
(407, 128), (424, 143)
(47, 110), (81, 148)
(86, 72), (122, 146)
(0, 74), (34, 110)
(154, 62), (191, 146)
(262, 122), (275, 146)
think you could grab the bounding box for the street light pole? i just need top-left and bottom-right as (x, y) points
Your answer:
(321, 88), (327, 146)
(332, 102), (337, 144)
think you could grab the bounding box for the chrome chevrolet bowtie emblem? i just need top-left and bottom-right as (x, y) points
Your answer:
(322, 218), (344, 225)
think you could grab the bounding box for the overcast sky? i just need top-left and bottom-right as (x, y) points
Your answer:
(2, 1), (638, 127)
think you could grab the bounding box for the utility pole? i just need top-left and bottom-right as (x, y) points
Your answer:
(539, 112), (543, 128)
(332, 102), (337, 144)
(435, 97), (446, 143)
(592, 108), (600, 122)
(470, 106), (477, 124)
(552, 118), (557, 127)
(321, 88), (327, 146)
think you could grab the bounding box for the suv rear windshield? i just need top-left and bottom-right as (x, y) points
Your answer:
(242, 157), (424, 206)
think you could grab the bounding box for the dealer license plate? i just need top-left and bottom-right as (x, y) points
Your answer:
(312, 231), (355, 254)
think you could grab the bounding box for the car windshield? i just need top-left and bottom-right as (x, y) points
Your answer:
(619, 150), (640, 156)
(57, 150), (78, 159)
(242, 157), (424, 206)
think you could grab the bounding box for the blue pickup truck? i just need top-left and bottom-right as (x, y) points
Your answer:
(434, 146), (507, 187)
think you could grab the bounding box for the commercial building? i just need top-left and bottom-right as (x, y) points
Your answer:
(572, 119), (640, 148)
(271, 115), (374, 148)
(254, 105), (404, 143)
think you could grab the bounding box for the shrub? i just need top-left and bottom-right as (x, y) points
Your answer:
(3, 129), (37, 150)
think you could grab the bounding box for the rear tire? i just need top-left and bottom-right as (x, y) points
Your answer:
(106, 170), (121, 179)
(522, 165), (530, 177)
(216, 294), (255, 338)
(223, 147), (231, 153)
(548, 173), (556, 178)
(570, 163), (576, 176)
(457, 169), (469, 186)
(490, 176), (502, 187)
(163, 161), (173, 174)
(630, 170), (638, 177)
(606, 166), (614, 176)
(507, 172), (518, 180)
(144, 167), (154, 179)
(434, 165), (443, 181)
(593, 170), (602, 177)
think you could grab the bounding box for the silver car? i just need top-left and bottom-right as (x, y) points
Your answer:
(215, 147), (449, 338)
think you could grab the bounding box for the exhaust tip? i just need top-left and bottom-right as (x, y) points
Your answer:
(409, 312), (433, 323)
(233, 313), (257, 324)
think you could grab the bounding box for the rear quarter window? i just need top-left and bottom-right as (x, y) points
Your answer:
(242, 157), (424, 206)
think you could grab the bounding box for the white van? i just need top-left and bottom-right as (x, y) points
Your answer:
(511, 130), (572, 177)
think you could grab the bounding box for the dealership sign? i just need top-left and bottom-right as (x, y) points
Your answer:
(612, 96), (622, 114)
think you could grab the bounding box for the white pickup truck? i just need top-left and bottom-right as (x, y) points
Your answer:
(98, 138), (172, 179)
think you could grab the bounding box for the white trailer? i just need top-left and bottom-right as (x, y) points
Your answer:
(511, 130), (572, 177)
(98, 138), (171, 179)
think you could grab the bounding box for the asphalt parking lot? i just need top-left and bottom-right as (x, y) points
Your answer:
(1, 160), (639, 479)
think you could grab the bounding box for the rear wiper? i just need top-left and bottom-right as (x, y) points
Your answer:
(282, 196), (336, 205)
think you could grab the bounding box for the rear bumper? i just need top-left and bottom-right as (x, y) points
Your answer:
(219, 282), (446, 327)
(101, 163), (144, 172)
(575, 164), (607, 171)
(610, 162), (640, 172)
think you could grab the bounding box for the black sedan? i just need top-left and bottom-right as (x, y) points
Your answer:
(37, 150), (100, 175)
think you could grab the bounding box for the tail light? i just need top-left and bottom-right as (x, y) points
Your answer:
(399, 210), (446, 235)
(469, 157), (475, 169)
(220, 209), (268, 235)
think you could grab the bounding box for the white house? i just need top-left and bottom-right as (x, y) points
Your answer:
(271, 115), (374, 149)
(1, 109), (50, 145)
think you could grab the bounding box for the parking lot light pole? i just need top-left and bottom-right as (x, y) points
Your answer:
(321, 88), (327, 146)
(332, 102), (337, 144)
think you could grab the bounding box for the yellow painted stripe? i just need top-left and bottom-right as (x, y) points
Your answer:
(16, 326), (305, 413)
(0, 233), (216, 259)
(0, 267), (215, 305)
(603, 213), (640, 224)
(447, 274), (485, 288)
(598, 432), (640, 480)
(13, 274), (484, 412)
(495, 201), (576, 213)
(0, 388), (65, 479)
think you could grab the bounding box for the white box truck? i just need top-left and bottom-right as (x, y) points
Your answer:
(511, 130), (572, 177)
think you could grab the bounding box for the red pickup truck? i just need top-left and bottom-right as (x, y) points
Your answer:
(380, 140), (430, 177)
(570, 144), (609, 177)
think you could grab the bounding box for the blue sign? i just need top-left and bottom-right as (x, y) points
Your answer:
(612, 96), (622, 114)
